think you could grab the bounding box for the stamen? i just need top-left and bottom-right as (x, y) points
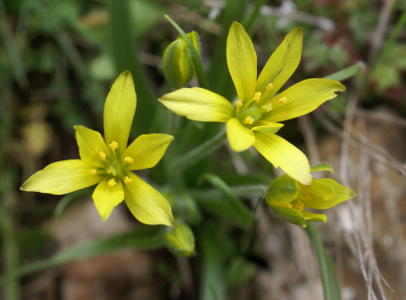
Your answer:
(295, 203), (304, 211)
(124, 176), (133, 184)
(244, 116), (254, 125)
(123, 156), (134, 164)
(98, 151), (106, 160)
(302, 194), (312, 201)
(262, 103), (273, 112)
(89, 169), (97, 176)
(109, 141), (118, 151)
(252, 92), (261, 102)
(235, 100), (243, 107)
(278, 97), (287, 104)
(283, 203), (292, 208)
(266, 83), (274, 91)
(300, 187), (307, 192)
(108, 179), (117, 187)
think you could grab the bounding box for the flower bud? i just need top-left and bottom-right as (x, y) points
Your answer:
(163, 31), (201, 89)
(164, 223), (195, 257)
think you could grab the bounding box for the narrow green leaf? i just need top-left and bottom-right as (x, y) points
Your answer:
(198, 173), (255, 230)
(53, 187), (93, 218)
(310, 163), (335, 173)
(305, 223), (342, 300)
(324, 61), (365, 81)
(165, 15), (210, 90)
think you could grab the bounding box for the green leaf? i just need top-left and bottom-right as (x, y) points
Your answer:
(324, 61), (365, 82)
(305, 223), (342, 300)
(310, 163), (334, 173)
(226, 256), (256, 288)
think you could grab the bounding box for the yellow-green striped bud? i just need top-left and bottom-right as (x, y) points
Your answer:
(162, 31), (201, 89)
(164, 223), (195, 257)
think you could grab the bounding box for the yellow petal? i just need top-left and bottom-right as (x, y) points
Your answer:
(227, 22), (257, 103)
(159, 88), (235, 122)
(254, 132), (311, 185)
(123, 134), (174, 171)
(226, 118), (255, 152)
(301, 210), (327, 223)
(305, 178), (336, 200)
(75, 125), (110, 167)
(20, 160), (104, 195)
(251, 122), (284, 134)
(261, 79), (345, 123)
(92, 177), (124, 222)
(104, 71), (137, 157)
(256, 28), (303, 104)
(123, 173), (175, 226)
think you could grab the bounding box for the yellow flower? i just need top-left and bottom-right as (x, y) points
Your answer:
(159, 22), (345, 185)
(20, 71), (175, 226)
(266, 164), (356, 227)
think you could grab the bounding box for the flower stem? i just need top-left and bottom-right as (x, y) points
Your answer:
(170, 129), (227, 172)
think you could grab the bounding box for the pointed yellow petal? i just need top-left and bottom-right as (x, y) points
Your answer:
(305, 178), (336, 200)
(267, 200), (306, 227)
(226, 118), (255, 152)
(123, 173), (175, 226)
(75, 125), (110, 167)
(254, 132), (311, 185)
(256, 28), (303, 104)
(227, 22), (257, 103)
(301, 210), (327, 223)
(251, 122), (284, 134)
(20, 160), (104, 195)
(261, 79), (345, 123)
(159, 88), (235, 122)
(92, 178), (124, 222)
(305, 179), (356, 210)
(123, 134), (174, 171)
(104, 71), (137, 157)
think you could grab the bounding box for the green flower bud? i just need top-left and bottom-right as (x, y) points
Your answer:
(164, 223), (195, 257)
(162, 31), (201, 89)
(266, 165), (356, 227)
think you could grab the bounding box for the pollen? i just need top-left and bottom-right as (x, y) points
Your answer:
(283, 203), (292, 208)
(108, 179), (117, 187)
(109, 141), (118, 151)
(278, 97), (287, 104)
(124, 176), (133, 184)
(295, 202), (304, 211)
(252, 92), (261, 102)
(262, 103), (273, 112)
(89, 169), (97, 176)
(98, 151), (106, 160)
(123, 156), (134, 164)
(244, 116), (254, 125)
(235, 100), (243, 107)
(266, 83), (274, 91)
(302, 194), (312, 201)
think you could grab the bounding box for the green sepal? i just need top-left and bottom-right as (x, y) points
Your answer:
(301, 210), (327, 223)
(310, 163), (334, 173)
(267, 200), (306, 227)
(266, 174), (300, 204)
(164, 223), (195, 257)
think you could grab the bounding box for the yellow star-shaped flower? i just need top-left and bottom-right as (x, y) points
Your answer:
(266, 164), (356, 227)
(21, 71), (175, 226)
(159, 22), (345, 185)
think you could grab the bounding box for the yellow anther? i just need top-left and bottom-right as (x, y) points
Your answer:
(108, 179), (117, 187)
(244, 116), (254, 125)
(109, 141), (118, 151)
(283, 203), (292, 208)
(252, 92), (261, 102)
(235, 100), (243, 107)
(300, 187), (307, 192)
(89, 169), (97, 176)
(98, 151), (106, 160)
(278, 97), (287, 104)
(266, 83), (274, 91)
(302, 194), (312, 201)
(295, 203), (304, 211)
(123, 156), (134, 165)
(124, 176), (133, 184)
(262, 103), (273, 112)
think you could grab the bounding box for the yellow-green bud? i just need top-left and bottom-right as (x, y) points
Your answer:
(162, 31), (201, 89)
(164, 223), (195, 257)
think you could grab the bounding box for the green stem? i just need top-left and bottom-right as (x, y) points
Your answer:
(305, 223), (342, 300)
(244, 0), (265, 36)
(170, 129), (227, 172)
(324, 61), (365, 81)
(165, 15), (210, 90)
